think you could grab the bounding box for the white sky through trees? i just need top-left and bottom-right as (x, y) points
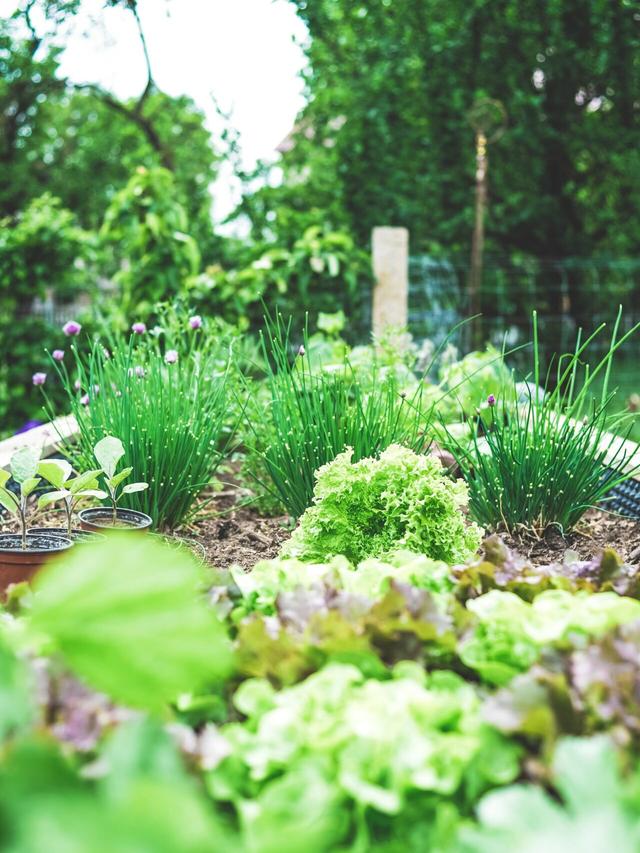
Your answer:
(3, 0), (307, 224)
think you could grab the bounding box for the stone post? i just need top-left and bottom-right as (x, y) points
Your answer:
(371, 227), (409, 336)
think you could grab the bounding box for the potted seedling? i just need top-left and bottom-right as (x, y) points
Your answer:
(77, 435), (152, 532)
(29, 459), (106, 544)
(0, 447), (72, 594)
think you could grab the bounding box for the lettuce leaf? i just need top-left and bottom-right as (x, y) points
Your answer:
(283, 444), (483, 564)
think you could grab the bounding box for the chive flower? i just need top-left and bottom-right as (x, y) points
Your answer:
(32, 372), (47, 386)
(487, 394), (496, 407)
(80, 393), (90, 406)
(52, 349), (65, 361)
(165, 349), (178, 365)
(74, 379), (82, 391)
(131, 321), (147, 335)
(298, 344), (306, 357)
(189, 315), (202, 330)
(62, 320), (81, 336)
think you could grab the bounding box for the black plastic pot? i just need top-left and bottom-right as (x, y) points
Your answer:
(0, 533), (73, 596)
(77, 507), (153, 533)
(28, 526), (106, 545)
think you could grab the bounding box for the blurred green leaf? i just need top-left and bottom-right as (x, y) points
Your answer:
(29, 535), (232, 712)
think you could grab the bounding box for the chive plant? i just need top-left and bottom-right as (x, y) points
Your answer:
(46, 335), (235, 530)
(248, 314), (452, 518)
(446, 309), (640, 535)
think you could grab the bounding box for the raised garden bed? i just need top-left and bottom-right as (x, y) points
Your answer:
(3, 314), (640, 851)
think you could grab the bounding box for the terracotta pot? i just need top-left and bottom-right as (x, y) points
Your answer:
(0, 533), (73, 597)
(28, 526), (106, 545)
(77, 507), (153, 533)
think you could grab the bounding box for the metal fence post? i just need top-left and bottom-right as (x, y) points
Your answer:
(371, 226), (409, 336)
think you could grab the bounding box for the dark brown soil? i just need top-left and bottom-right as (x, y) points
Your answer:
(186, 505), (290, 569)
(4, 485), (638, 570)
(499, 508), (640, 565)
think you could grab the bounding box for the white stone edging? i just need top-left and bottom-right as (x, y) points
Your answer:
(0, 415), (79, 471)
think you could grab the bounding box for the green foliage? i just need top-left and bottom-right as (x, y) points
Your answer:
(100, 167), (201, 324)
(460, 589), (640, 686)
(439, 346), (512, 417)
(460, 737), (640, 853)
(248, 0), (640, 266)
(187, 226), (371, 332)
(0, 633), (34, 740)
(446, 311), (640, 533)
(92, 434), (148, 524)
(43, 90), (220, 252)
(210, 663), (520, 849)
(231, 550), (452, 616)
(0, 193), (92, 433)
(2, 500), (640, 849)
(284, 444), (483, 564)
(29, 534), (231, 712)
(0, 19), (64, 216)
(248, 316), (433, 518)
(0, 193), (91, 305)
(483, 619), (640, 747)
(37, 458), (104, 534)
(46, 329), (235, 529)
(0, 731), (234, 852)
(0, 447), (44, 547)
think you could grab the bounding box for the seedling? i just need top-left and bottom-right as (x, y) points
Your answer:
(94, 436), (148, 525)
(0, 448), (43, 549)
(37, 459), (105, 534)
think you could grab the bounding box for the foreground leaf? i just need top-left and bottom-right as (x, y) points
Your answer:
(29, 534), (232, 713)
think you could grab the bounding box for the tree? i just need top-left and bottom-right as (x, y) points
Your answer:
(244, 0), (640, 275)
(1, 2), (221, 262)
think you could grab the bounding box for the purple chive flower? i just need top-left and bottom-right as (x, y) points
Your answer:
(62, 320), (82, 336)
(102, 347), (111, 360)
(134, 365), (145, 378)
(189, 315), (202, 330)
(80, 393), (90, 406)
(15, 419), (42, 435)
(32, 372), (47, 386)
(165, 349), (178, 365)
(52, 349), (65, 362)
(487, 394), (496, 407)
(131, 322), (146, 335)
(74, 378), (82, 391)
(298, 344), (306, 357)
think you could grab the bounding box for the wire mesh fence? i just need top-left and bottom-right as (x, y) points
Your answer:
(408, 255), (640, 369)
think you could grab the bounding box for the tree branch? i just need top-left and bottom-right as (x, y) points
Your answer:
(127, 0), (155, 113)
(72, 82), (174, 170)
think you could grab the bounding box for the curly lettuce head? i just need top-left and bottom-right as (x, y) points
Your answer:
(283, 444), (483, 565)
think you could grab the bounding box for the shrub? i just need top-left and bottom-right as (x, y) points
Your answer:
(0, 194), (93, 434)
(46, 328), (235, 530)
(282, 444), (483, 564)
(446, 310), (640, 534)
(185, 225), (371, 332)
